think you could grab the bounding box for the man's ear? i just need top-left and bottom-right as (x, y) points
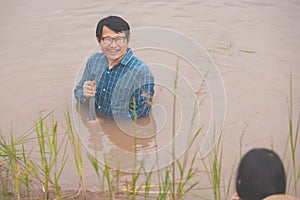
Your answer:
(127, 35), (130, 43)
(96, 37), (101, 43)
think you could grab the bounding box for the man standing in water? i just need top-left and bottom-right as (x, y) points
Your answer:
(74, 16), (154, 119)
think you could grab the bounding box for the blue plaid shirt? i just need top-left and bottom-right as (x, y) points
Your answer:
(74, 48), (154, 119)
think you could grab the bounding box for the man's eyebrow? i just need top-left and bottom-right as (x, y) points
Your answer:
(102, 32), (126, 36)
(102, 36), (125, 38)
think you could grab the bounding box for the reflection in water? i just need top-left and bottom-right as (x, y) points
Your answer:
(92, 115), (156, 153)
(74, 82), (201, 172)
(76, 103), (158, 170)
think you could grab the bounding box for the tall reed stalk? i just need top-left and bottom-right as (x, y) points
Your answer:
(171, 60), (180, 199)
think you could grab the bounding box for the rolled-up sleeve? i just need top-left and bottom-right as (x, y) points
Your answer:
(74, 58), (93, 105)
(129, 65), (155, 119)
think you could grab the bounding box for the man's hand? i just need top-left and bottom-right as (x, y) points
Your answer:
(83, 81), (96, 98)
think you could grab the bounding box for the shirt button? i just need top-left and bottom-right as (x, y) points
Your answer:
(103, 88), (106, 92)
(107, 71), (110, 74)
(98, 106), (101, 109)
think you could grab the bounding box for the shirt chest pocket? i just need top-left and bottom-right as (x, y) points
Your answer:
(111, 86), (134, 103)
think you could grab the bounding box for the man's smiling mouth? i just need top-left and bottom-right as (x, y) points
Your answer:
(108, 49), (119, 54)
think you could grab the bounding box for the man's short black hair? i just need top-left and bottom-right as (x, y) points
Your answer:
(96, 15), (130, 39)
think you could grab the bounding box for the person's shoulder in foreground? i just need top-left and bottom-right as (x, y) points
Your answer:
(263, 194), (299, 200)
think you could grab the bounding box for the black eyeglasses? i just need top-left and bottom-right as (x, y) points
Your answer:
(101, 36), (126, 45)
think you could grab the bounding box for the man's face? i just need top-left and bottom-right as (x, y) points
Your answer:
(99, 26), (129, 64)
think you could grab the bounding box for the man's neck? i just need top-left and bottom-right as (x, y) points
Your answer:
(108, 54), (126, 70)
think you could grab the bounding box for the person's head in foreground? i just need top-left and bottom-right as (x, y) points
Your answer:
(235, 148), (286, 200)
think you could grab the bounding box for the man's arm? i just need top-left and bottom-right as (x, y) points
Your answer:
(74, 54), (101, 105)
(74, 72), (89, 105)
(74, 58), (94, 105)
(129, 67), (154, 119)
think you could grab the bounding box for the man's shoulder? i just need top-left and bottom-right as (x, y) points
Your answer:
(127, 57), (152, 76)
(125, 52), (149, 70)
(131, 56), (146, 66)
(87, 52), (106, 63)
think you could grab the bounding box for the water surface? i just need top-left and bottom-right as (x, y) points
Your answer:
(1, 0), (300, 197)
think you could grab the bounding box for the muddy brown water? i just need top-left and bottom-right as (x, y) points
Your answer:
(1, 0), (300, 198)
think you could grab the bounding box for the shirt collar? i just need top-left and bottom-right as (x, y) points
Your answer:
(120, 48), (133, 66)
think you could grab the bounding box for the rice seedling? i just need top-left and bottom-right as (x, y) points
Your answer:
(285, 75), (300, 196)
(117, 136), (159, 198)
(175, 151), (199, 199)
(35, 115), (53, 199)
(52, 128), (68, 200)
(122, 134), (147, 199)
(0, 128), (31, 200)
(0, 130), (36, 199)
(200, 130), (236, 200)
(153, 126), (201, 199)
(1, 121), (38, 199)
(222, 157), (236, 200)
(103, 153), (114, 199)
(142, 169), (153, 198)
(114, 164), (121, 193)
(166, 120), (202, 199)
(21, 144), (31, 200)
(0, 156), (10, 199)
(87, 152), (103, 191)
(9, 132), (22, 200)
(17, 111), (67, 200)
(65, 109), (86, 199)
(159, 168), (171, 199)
(211, 141), (222, 200)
